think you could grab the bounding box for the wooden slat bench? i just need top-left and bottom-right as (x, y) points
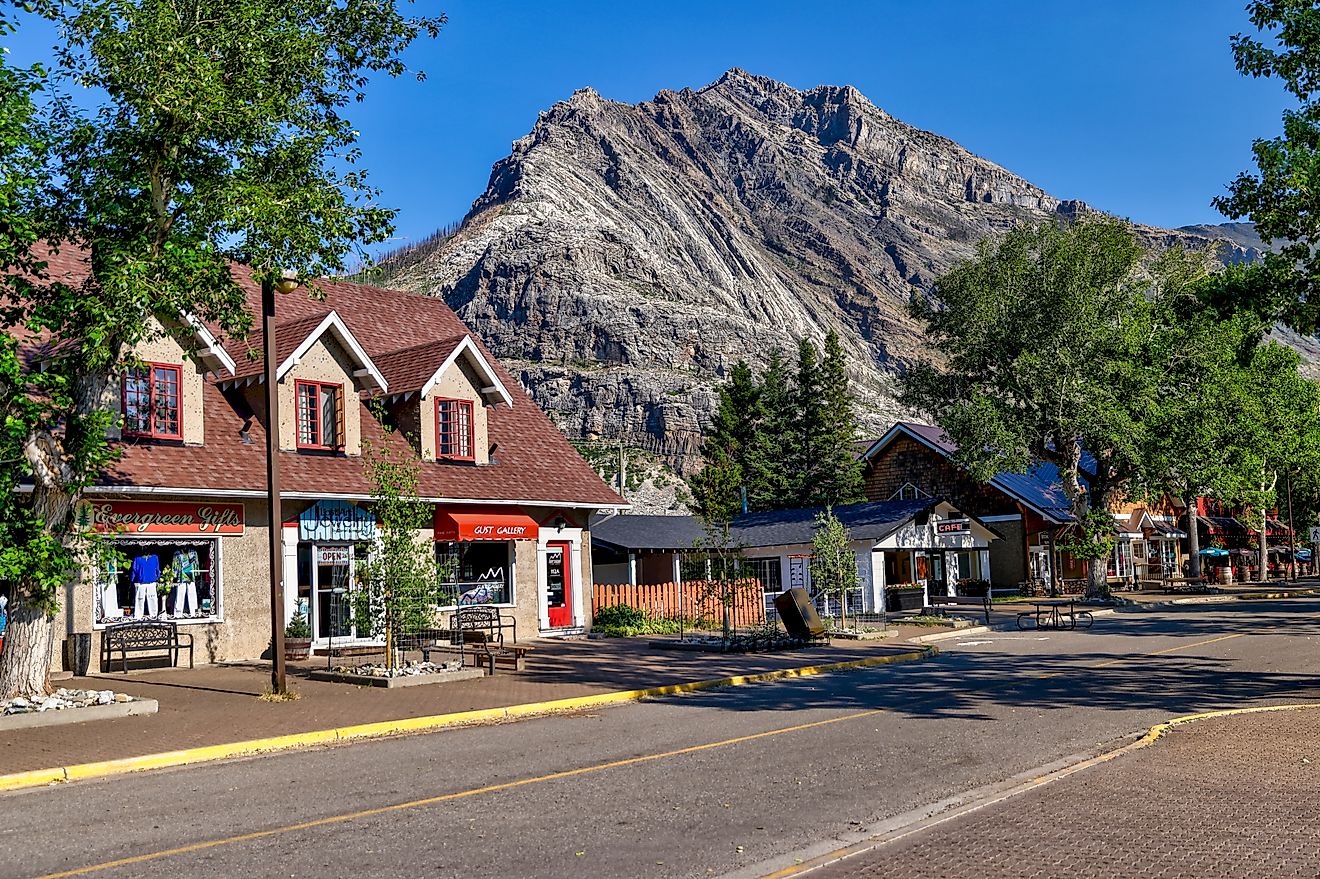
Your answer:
(458, 629), (534, 674)
(101, 620), (193, 673)
(924, 593), (991, 626)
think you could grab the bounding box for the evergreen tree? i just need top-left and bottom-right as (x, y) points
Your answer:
(810, 331), (865, 507)
(691, 361), (757, 520)
(744, 351), (793, 511)
(789, 339), (826, 506)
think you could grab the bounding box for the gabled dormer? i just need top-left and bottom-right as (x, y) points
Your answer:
(218, 310), (386, 456)
(374, 335), (512, 465)
(110, 314), (238, 446)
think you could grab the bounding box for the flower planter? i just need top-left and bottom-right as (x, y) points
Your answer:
(284, 638), (312, 661)
(885, 589), (925, 613)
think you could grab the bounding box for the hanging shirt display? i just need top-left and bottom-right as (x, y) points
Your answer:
(171, 549), (200, 617)
(130, 553), (160, 618)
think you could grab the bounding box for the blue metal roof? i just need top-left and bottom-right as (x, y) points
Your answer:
(872, 422), (1082, 524)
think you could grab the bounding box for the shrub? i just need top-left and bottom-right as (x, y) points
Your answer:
(592, 604), (689, 638)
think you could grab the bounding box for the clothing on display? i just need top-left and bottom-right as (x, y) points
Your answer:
(131, 553), (160, 618)
(171, 549), (200, 617)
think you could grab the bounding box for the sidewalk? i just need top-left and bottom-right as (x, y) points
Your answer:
(807, 704), (1320, 879)
(0, 633), (929, 775)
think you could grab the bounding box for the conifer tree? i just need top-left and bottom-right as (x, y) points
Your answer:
(744, 351), (793, 511)
(811, 331), (866, 507)
(789, 339), (826, 506)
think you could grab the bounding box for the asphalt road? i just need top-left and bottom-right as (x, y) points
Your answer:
(6, 598), (1320, 879)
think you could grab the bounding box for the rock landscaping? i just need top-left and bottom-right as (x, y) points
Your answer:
(0, 688), (158, 731)
(307, 658), (485, 688)
(3, 688), (133, 715)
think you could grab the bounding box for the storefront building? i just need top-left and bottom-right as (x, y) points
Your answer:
(46, 250), (624, 672)
(858, 422), (1079, 591)
(592, 498), (998, 620)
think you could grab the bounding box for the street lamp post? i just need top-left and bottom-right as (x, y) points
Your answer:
(263, 270), (300, 694)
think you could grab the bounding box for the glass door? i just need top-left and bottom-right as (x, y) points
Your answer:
(310, 543), (372, 643)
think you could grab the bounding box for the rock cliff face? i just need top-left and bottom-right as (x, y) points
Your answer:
(381, 70), (1253, 473)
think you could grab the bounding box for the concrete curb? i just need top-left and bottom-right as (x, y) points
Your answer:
(748, 700), (1320, 878)
(0, 645), (937, 794)
(0, 698), (158, 732)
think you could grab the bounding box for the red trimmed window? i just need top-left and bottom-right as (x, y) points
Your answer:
(436, 398), (474, 460)
(296, 381), (343, 450)
(123, 364), (183, 439)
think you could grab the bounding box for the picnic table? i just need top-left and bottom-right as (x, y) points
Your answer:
(1016, 599), (1094, 631)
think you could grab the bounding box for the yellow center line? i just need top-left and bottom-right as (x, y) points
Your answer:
(33, 708), (888, 879)
(31, 624), (1266, 879)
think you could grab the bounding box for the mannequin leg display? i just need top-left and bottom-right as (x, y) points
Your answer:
(134, 582), (159, 618)
(173, 580), (198, 616)
(101, 580), (122, 621)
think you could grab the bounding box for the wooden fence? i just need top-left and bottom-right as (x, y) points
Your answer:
(592, 580), (767, 629)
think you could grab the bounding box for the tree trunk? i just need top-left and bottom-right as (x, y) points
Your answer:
(0, 601), (57, 699)
(1086, 556), (1109, 600)
(1186, 495), (1201, 580)
(1259, 509), (1269, 584)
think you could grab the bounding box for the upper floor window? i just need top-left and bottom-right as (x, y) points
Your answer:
(297, 381), (342, 451)
(123, 364), (182, 440)
(436, 398), (474, 460)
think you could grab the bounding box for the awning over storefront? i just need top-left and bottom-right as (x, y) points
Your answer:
(1202, 516), (1249, 536)
(1148, 520), (1187, 539)
(434, 510), (538, 542)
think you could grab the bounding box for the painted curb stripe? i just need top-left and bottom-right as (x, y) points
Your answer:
(0, 646), (936, 793)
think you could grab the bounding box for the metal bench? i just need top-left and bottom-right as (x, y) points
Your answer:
(925, 592), (991, 626)
(101, 620), (193, 673)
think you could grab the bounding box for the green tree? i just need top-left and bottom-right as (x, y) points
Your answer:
(1214, 2), (1320, 331)
(809, 331), (865, 508)
(353, 438), (454, 672)
(809, 508), (859, 630)
(900, 217), (1211, 598)
(744, 351), (793, 511)
(788, 339), (825, 506)
(0, 0), (442, 698)
(690, 361), (758, 518)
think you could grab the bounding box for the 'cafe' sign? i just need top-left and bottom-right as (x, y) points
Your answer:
(87, 500), (245, 535)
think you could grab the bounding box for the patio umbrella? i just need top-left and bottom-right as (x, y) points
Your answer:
(1199, 547), (1230, 557)
(1298, 549), (1313, 562)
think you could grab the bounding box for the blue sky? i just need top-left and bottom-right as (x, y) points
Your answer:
(9, 1), (1290, 256)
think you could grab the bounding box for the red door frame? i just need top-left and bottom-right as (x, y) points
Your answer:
(546, 541), (573, 628)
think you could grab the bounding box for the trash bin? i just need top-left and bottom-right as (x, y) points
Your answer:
(65, 633), (92, 676)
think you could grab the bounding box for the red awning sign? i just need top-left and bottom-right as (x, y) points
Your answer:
(434, 510), (538, 542)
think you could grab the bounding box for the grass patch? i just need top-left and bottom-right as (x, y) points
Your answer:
(991, 594), (1028, 604)
(259, 688), (302, 702)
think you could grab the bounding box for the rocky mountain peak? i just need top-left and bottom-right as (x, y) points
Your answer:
(379, 71), (1257, 477)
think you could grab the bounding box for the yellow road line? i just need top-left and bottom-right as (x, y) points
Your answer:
(0, 647), (935, 794)
(1089, 631), (1247, 668)
(32, 708), (892, 879)
(30, 623), (1278, 879)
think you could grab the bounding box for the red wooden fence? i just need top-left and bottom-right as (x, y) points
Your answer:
(592, 580), (767, 629)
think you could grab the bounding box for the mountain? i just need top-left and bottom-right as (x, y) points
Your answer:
(378, 69), (1255, 474)
(1176, 222), (1270, 261)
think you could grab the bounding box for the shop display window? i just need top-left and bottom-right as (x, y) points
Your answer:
(436, 541), (513, 605)
(95, 538), (219, 626)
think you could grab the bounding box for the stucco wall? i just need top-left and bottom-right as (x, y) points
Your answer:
(419, 356), (490, 464)
(278, 336), (363, 455)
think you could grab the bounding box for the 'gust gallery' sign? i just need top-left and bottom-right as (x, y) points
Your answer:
(88, 500), (245, 535)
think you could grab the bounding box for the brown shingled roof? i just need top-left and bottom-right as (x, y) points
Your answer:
(29, 244), (624, 508)
(371, 336), (466, 396)
(228, 311), (333, 379)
